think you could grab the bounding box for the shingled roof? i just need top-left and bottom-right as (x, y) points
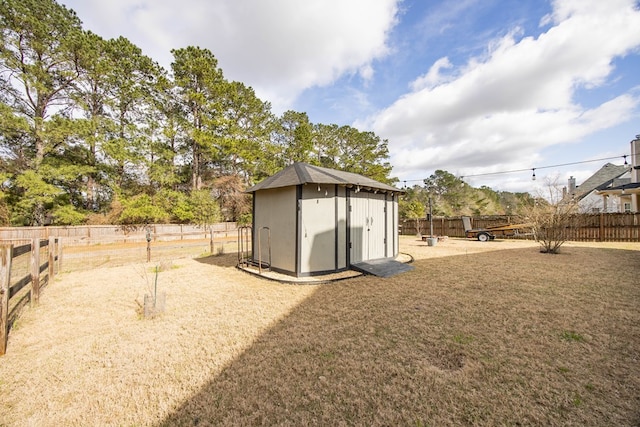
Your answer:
(246, 162), (403, 193)
(571, 163), (630, 200)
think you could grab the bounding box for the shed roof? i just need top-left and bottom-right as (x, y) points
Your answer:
(246, 162), (403, 193)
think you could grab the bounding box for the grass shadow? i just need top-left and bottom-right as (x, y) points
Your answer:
(194, 252), (239, 268)
(158, 246), (640, 426)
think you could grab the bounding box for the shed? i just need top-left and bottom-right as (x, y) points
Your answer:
(246, 163), (404, 277)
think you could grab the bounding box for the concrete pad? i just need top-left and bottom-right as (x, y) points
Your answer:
(351, 258), (415, 278)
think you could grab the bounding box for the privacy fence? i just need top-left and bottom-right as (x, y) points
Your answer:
(1, 238), (61, 355)
(400, 213), (640, 242)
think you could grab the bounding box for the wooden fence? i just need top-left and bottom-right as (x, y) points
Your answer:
(1, 238), (61, 355)
(400, 213), (640, 242)
(0, 222), (239, 246)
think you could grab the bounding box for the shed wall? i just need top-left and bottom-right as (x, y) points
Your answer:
(349, 190), (388, 262)
(368, 192), (387, 260)
(253, 187), (296, 273)
(386, 195), (395, 257)
(384, 196), (395, 258)
(253, 184), (399, 276)
(349, 192), (367, 263)
(336, 186), (347, 269)
(392, 194), (399, 256)
(300, 184), (338, 274)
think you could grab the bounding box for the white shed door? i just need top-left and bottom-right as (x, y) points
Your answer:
(350, 192), (386, 263)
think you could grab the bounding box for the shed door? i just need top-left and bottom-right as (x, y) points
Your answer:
(350, 192), (386, 263)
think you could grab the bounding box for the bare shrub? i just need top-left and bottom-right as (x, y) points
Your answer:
(521, 177), (579, 254)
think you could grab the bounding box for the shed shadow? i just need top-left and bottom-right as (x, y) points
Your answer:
(195, 253), (240, 268)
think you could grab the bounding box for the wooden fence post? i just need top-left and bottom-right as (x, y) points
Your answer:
(1, 245), (12, 355)
(57, 237), (63, 273)
(30, 238), (40, 306)
(599, 213), (604, 242)
(48, 237), (55, 281)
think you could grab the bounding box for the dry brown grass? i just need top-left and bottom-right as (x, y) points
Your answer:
(0, 237), (639, 426)
(60, 238), (234, 271)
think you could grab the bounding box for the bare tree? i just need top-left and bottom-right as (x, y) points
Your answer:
(521, 177), (579, 254)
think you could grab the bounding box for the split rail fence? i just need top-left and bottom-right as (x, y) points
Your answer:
(0, 223), (242, 355)
(0, 222), (239, 247)
(1, 238), (61, 355)
(400, 213), (640, 242)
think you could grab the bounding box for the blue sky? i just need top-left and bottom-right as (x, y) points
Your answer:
(59, 0), (640, 192)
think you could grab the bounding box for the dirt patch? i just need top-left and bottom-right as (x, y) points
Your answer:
(0, 237), (639, 426)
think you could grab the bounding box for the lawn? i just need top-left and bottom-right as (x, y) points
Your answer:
(0, 237), (639, 426)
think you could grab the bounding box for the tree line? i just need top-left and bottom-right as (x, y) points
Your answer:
(0, 0), (393, 226)
(399, 170), (536, 219)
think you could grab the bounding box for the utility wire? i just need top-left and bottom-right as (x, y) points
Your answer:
(400, 154), (628, 185)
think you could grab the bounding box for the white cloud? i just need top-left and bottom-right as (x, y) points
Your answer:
(410, 57), (453, 91)
(61, 0), (400, 113)
(368, 0), (640, 183)
(359, 64), (375, 83)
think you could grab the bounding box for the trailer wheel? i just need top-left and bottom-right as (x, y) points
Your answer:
(477, 232), (490, 242)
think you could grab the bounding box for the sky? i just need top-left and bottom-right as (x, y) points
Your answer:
(58, 0), (640, 193)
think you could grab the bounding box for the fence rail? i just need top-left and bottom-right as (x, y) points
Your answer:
(1, 238), (61, 355)
(400, 213), (640, 242)
(0, 222), (239, 246)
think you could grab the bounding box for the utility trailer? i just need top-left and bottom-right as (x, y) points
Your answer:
(462, 216), (532, 242)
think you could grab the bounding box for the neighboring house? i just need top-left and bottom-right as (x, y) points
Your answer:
(598, 182), (640, 212)
(246, 162), (404, 277)
(562, 163), (630, 213)
(596, 135), (640, 213)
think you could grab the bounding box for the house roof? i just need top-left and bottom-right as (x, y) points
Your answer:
(570, 163), (630, 200)
(597, 181), (640, 195)
(246, 162), (403, 193)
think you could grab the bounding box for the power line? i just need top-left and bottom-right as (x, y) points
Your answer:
(399, 154), (628, 186)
